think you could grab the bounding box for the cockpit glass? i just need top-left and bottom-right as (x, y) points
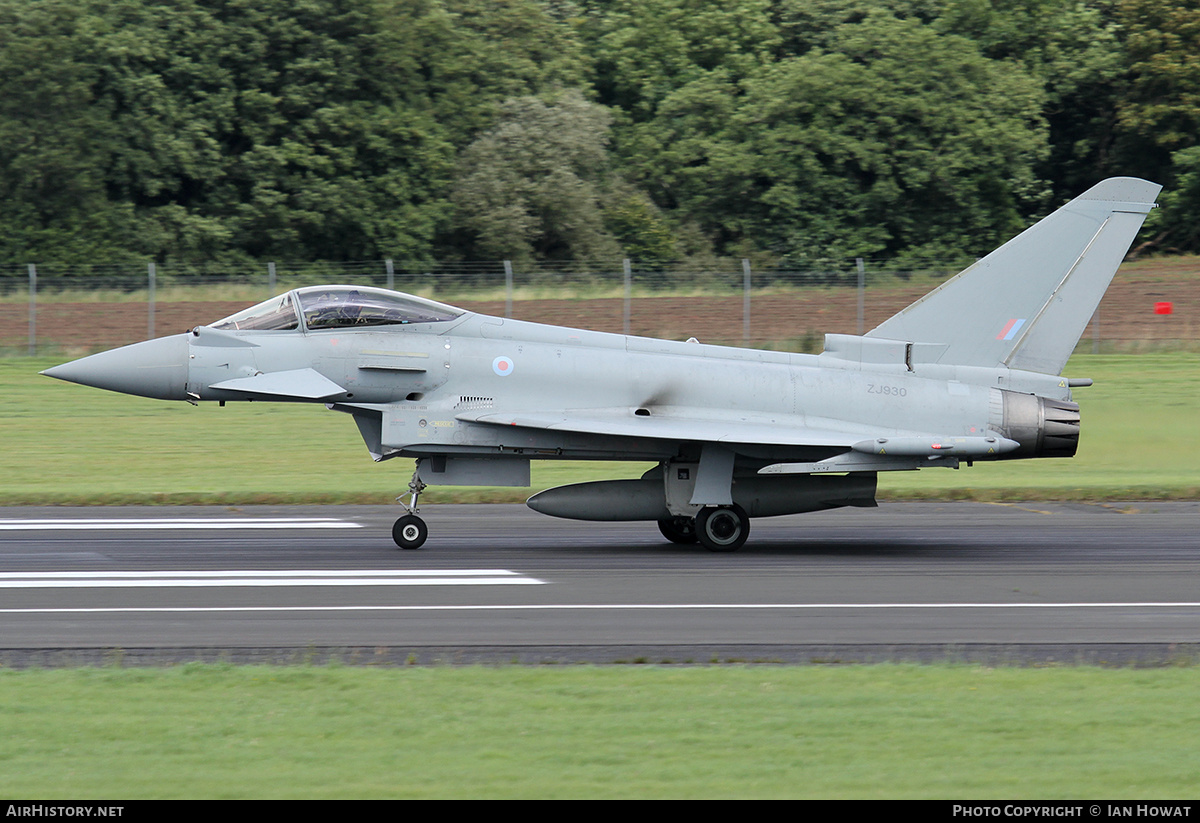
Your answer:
(296, 287), (463, 330)
(209, 294), (299, 331)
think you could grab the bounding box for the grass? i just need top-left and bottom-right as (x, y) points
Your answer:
(3, 352), (1199, 505)
(1, 664), (1199, 798)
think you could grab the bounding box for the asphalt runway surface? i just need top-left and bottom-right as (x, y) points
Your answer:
(2, 501), (1198, 666)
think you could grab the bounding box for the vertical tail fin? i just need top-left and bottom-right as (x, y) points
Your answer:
(865, 177), (1161, 374)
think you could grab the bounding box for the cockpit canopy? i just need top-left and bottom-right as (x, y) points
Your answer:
(209, 286), (464, 332)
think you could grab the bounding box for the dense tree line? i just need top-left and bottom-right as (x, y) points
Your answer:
(2, 0), (1199, 270)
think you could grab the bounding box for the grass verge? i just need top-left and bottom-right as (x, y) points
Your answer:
(2, 664), (1199, 799)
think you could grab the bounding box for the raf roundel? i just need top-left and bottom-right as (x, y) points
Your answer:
(492, 356), (514, 377)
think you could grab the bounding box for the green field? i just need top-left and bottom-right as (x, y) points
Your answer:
(4, 353), (1198, 504)
(2, 664), (1199, 799)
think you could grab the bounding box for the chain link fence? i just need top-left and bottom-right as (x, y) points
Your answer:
(1, 257), (1195, 354)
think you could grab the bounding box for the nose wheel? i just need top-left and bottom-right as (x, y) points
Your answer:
(393, 462), (429, 550)
(392, 514), (428, 550)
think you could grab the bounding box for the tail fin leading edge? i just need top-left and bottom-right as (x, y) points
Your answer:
(865, 177), (1162, 374)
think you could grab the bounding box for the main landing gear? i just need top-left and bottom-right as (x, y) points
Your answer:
(392, 468), (428, 550)
(657, 516), (698, 545)
(658, 504), (750, 552)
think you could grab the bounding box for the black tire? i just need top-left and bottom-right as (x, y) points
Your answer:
(392, 514), (428, 550)
(696, 505), (749, 552)
(657, 516), (699, 545)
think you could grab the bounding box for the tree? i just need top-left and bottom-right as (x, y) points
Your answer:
(448, 91), (621, 262)
(935, 0), (1125, 202)
(603, 191), (678, 265)
(583, 0), (779, 120)
(1114, 0), (1200, 182)
(140, 0), (459, 262)
(0, 0), (597, 265)
(618, 11), (1049, 262)
(0, 0), (136, 264)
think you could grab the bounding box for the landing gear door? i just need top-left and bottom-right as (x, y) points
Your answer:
(664, 462), (701, 517)
(416, 456), (530, 487)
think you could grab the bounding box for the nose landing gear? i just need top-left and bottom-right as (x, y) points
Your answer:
(392, 514), (428, 550)
(393, 466), (428, 550)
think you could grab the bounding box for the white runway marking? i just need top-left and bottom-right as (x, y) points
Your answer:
(1, 602), (1198, 614)
(0, 518), (360, 530)
(0, 570), (544, 588)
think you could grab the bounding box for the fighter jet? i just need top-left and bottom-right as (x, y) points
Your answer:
(43, 177), (1161, 551)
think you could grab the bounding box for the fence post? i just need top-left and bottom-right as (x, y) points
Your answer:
(148, 262), (156, 340)
(386, 258), (394, 291)
(856, 257), (865, 335)
(503, 260), (513, 318)
(742, 259), (751, 347)
(268, 261), (276, 296)
(27, 264), (36, 356)
(623, 259), (632, 335)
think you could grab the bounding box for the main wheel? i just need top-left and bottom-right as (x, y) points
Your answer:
(696, 505), (749, 552)
(657, 516), (699, 545)
(392, 514), (428, 550)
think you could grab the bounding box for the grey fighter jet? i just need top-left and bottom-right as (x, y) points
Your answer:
(43, 177), (1161, 551)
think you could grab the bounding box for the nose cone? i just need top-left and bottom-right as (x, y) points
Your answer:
(41, 334), (189, 400)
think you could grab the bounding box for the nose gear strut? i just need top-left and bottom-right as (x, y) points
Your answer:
(392, 462), (428, 549)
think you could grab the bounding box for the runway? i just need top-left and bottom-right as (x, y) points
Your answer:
(1, 501), (1198, 665)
